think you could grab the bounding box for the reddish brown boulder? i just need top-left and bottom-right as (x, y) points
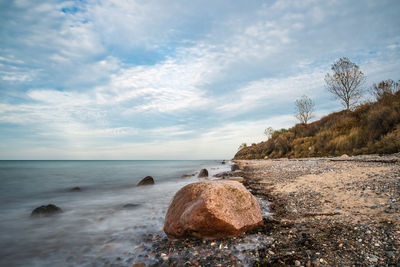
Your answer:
(164, 180), (263, 239)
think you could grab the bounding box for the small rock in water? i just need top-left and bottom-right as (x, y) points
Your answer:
(181, 174), (194, 178)
(137, 176), (155, 186)
(69, 186), (81, 192)
(198, 169), (209, 178)
(123, 203), (140, 209)
(31, 204), (62, 217)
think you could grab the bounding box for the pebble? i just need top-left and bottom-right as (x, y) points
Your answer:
(295, 260), (301, 266)
(369, 257), (378, 263)
(312, 259), (320, 266)
(160, 253), (168, 261)
(385, 251), (394, 258)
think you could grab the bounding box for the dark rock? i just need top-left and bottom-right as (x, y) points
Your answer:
(123, 203), (140, 209)
(231, 164), (240, 172)
(137, 176), (155, 186)
(31, 204), (62, 217)
(385, 251), (395, 258)
(181, 174), (194, 178)
(69, 186), (81, 192)
(221, 161), (226, 164)
(198, 169), (208, 178)
(385, 208), (393, 214)
(213, 171), (231, 178)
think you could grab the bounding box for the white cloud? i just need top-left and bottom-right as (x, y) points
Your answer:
(215, 69), (325, 115)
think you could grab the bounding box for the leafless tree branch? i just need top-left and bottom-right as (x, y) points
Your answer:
(325, 57), (365, 110)
(294, 95), (314, 124)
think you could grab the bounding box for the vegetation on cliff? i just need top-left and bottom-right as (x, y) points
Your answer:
(234, 90), (400, 159)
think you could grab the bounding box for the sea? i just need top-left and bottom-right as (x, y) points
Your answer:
(0, 160), (233, 267)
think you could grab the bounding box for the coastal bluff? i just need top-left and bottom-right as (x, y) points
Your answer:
(235, 90), (400, 159)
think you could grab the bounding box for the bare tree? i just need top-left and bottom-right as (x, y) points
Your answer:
(371, 79), (400, 100)
(325, 57), (365, 110)
(294, 95), (314, 124)
(264, 127), (274, 139)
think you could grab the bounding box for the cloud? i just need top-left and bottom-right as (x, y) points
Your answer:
(214, 69), (326, 116)
(94, 56), (213, 112)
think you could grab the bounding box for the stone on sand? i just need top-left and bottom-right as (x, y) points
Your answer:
(164, 180), (263, 239)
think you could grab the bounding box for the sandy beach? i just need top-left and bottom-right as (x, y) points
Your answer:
(237, 154), (400, 266)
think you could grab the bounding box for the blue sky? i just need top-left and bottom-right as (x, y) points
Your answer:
(0, 0), (399, 159)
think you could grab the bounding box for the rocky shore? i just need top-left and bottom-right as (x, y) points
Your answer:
(132, 154), (399, 266)
(239, 154), (400, 266)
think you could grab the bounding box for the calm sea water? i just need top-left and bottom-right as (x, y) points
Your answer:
(0, 160), (231, 266)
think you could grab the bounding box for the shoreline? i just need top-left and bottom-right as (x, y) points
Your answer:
(236, 154), (400, 266)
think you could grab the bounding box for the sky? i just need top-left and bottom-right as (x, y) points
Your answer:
(0, 0), (399, 160)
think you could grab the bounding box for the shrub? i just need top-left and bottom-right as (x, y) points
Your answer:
(234, 89), (400, 159)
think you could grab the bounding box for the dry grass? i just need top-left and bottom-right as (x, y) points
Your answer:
(235, 90), (400, 159)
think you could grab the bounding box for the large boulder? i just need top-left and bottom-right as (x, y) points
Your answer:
(164, 180), (263, 239)
(137, 176), (155, 186)
(31, 204), (62, 217)
(198, 169), (208, 178)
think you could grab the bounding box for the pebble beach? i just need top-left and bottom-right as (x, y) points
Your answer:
(143, 154), (400, 267)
